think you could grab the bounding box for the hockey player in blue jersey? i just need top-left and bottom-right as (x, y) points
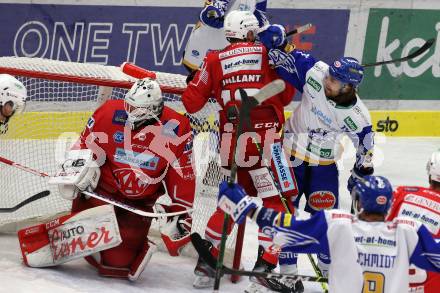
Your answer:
(217, 176), (440, 292)
(257, 24), (375, 275)
(183, 0), (268, 75)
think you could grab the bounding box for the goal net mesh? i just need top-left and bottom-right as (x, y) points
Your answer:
(0, 57), (239, 259)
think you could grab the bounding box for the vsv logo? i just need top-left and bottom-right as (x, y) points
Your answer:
(376, 116), (399, 132)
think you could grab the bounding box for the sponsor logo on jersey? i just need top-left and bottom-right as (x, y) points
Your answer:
(218, 46), (263, 59)
(86, 117), (95, 129)
(191, 49), (200, 57)
(271, 142), (295, 193)
(331, 213), (353, 220)
(114, 148), (159, 170)
(254, 121), (280, 129)
(222, 74), (262, 86)
(113, 168), (150, 197)
(113, 131), (124, 143)
(311, 105), (332, 126)
(221, 54), (262, 75)
(399, 204), (440, 234)
(249, 168), (278, 198)
(112, 110), (128, 125)
(307, 76), (322, 92)
(404, 194), (440, 212)
(376, 116), (399, 132)
(306, 143), (333, 159)
(343, 116), (358, 131)
(308, 191), (336, 211)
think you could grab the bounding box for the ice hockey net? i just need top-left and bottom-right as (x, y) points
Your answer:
(0, 57), (244, 270)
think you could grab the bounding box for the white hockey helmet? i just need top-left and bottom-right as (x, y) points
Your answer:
(427, 150), (440, 183)
(124, 78), (163, 127)
(224, 10), (260, 40)
(0, 74), (26, 114)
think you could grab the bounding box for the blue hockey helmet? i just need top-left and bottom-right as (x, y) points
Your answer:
(352, 175), (393, 214)
(329, 57), (364, 87)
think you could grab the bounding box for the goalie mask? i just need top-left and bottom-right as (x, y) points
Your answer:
(124, 78), (163, 129)
(0, 74), (26, 116)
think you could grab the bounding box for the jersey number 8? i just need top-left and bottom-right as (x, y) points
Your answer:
(363, 271), (385, 293)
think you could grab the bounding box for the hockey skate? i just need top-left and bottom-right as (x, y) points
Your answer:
(193, 238), (216, 289)
(245, 246), (304, 293)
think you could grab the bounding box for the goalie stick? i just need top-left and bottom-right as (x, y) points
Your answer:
(0, 155), (191, 218)
(214, 80), (287, 291)
(191, 233), (328, 286)
(0, 190), (50, 213)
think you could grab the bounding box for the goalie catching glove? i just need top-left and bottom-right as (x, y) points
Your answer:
(49, 149), (101, 200)
(157, 203), (192, 256)
(217, 181), (260, 224)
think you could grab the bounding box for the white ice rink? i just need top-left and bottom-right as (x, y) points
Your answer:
(1, 136), (439, 293)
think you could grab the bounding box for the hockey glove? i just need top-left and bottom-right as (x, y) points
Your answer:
(156, 204), (192, 256)
(218, 181), (259, 224)
(199, 0), (229, 29)
(49, 149), (101, 200)
(347, 165), (374, 194)
(258, 24), (287, 50)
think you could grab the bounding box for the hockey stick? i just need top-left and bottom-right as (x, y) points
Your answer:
(0, 155), (192, 218)
(362, 38), (435, 67)
(0, 190), (50, 213)
(241, 92), (329, 292)
(191, 233), (328, 285)
(286, 23), (313, 37)
(213, 80), (288, 291)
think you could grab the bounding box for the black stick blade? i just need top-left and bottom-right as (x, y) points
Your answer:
(0, 190), (50, 213)
(363, 38), (435, 67)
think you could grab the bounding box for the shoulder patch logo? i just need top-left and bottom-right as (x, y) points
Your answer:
(344, 116), (358, 131)
(307, 76), (322, 92)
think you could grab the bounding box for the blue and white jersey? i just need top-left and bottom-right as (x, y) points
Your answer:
(270, 50), (373, 165)
(183, 0), (268, 70)
(256, 208), (440, 292)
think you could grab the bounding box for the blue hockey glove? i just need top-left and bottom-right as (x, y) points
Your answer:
(217, 181), (259, 224)
(258, 24), (287, 50)
(200, 1), (229, 29)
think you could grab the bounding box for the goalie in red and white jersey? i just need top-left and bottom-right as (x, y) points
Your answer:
(0, 74), (26, 134)
(386, 150), (440, 293)
(182, 10), (300, 291)
(19, 78), (196, 281)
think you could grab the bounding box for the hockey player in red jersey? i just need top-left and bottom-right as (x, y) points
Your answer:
(182, 10), (300, 291)
(51, 78), (195, 280)
(386, 150), (440, 293)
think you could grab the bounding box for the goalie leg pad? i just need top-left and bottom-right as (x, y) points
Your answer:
(18, 205), (121, 267)
(128, 239), (157, 281)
